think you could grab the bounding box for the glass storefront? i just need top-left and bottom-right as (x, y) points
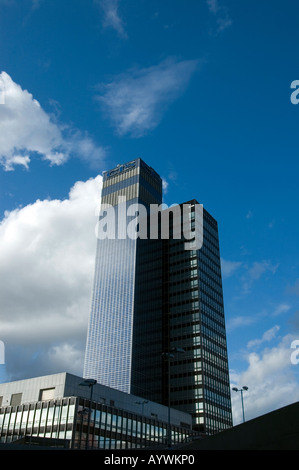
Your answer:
(0, 396), (193, 449)
(74, 397), (192, 449)
(0, 397), (75, 445)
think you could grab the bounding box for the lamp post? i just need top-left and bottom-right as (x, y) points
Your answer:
(79, 378), (97, 449)
(161, 347), (185, 448)
(232, 386), (248, 423)
(136, 400), (148, 448)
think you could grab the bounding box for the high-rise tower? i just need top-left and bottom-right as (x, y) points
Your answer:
(83, 159), (163, 400)
(161, 200), (232, 434)
(84, 158), (232, 434)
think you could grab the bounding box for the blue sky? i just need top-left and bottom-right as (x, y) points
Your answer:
(0, 0), (299, 425)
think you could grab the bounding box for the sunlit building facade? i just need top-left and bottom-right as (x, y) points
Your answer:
(0, 373), (194, 449)
(83, 158), (232, 435)
(83, 159), (163, 401)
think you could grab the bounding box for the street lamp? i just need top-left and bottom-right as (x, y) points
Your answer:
(232, 386), (248, 423)
(161, 347), (185, 448)
(135, 400), (148, 448)
(79, 378), (97, 449)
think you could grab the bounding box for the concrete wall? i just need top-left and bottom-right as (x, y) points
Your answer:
(0, 372), (67, 407)
(0, 372), (192, 429)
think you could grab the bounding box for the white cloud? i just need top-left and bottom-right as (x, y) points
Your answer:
(242, 260), (279, 293)
(227, 314), (257, 332)
(95, 0), (127, 38)
(221, 258), (242, 279)
(162, 178), (169, 195)
(206, 0), (232, 33)
(0, 71), (106, 171)
(206, 0), (219, 14)
(273, 304), (291, 317)
(0, 176), (102, 381)
(231, 333), (299, 425)
(248, 261), (279, 280)
(96, 57), (199, 137)
(247, 325), (280, 349)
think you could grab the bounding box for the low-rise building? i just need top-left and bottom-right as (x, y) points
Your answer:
(0, 372), (194, 449)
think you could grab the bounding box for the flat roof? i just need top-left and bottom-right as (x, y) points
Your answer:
(0, 372), (192, 428)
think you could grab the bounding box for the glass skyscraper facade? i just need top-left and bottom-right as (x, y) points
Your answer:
(161, 201), (232, 434)
(84, 158), (232, 435)
(83, 159), (163, 400)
